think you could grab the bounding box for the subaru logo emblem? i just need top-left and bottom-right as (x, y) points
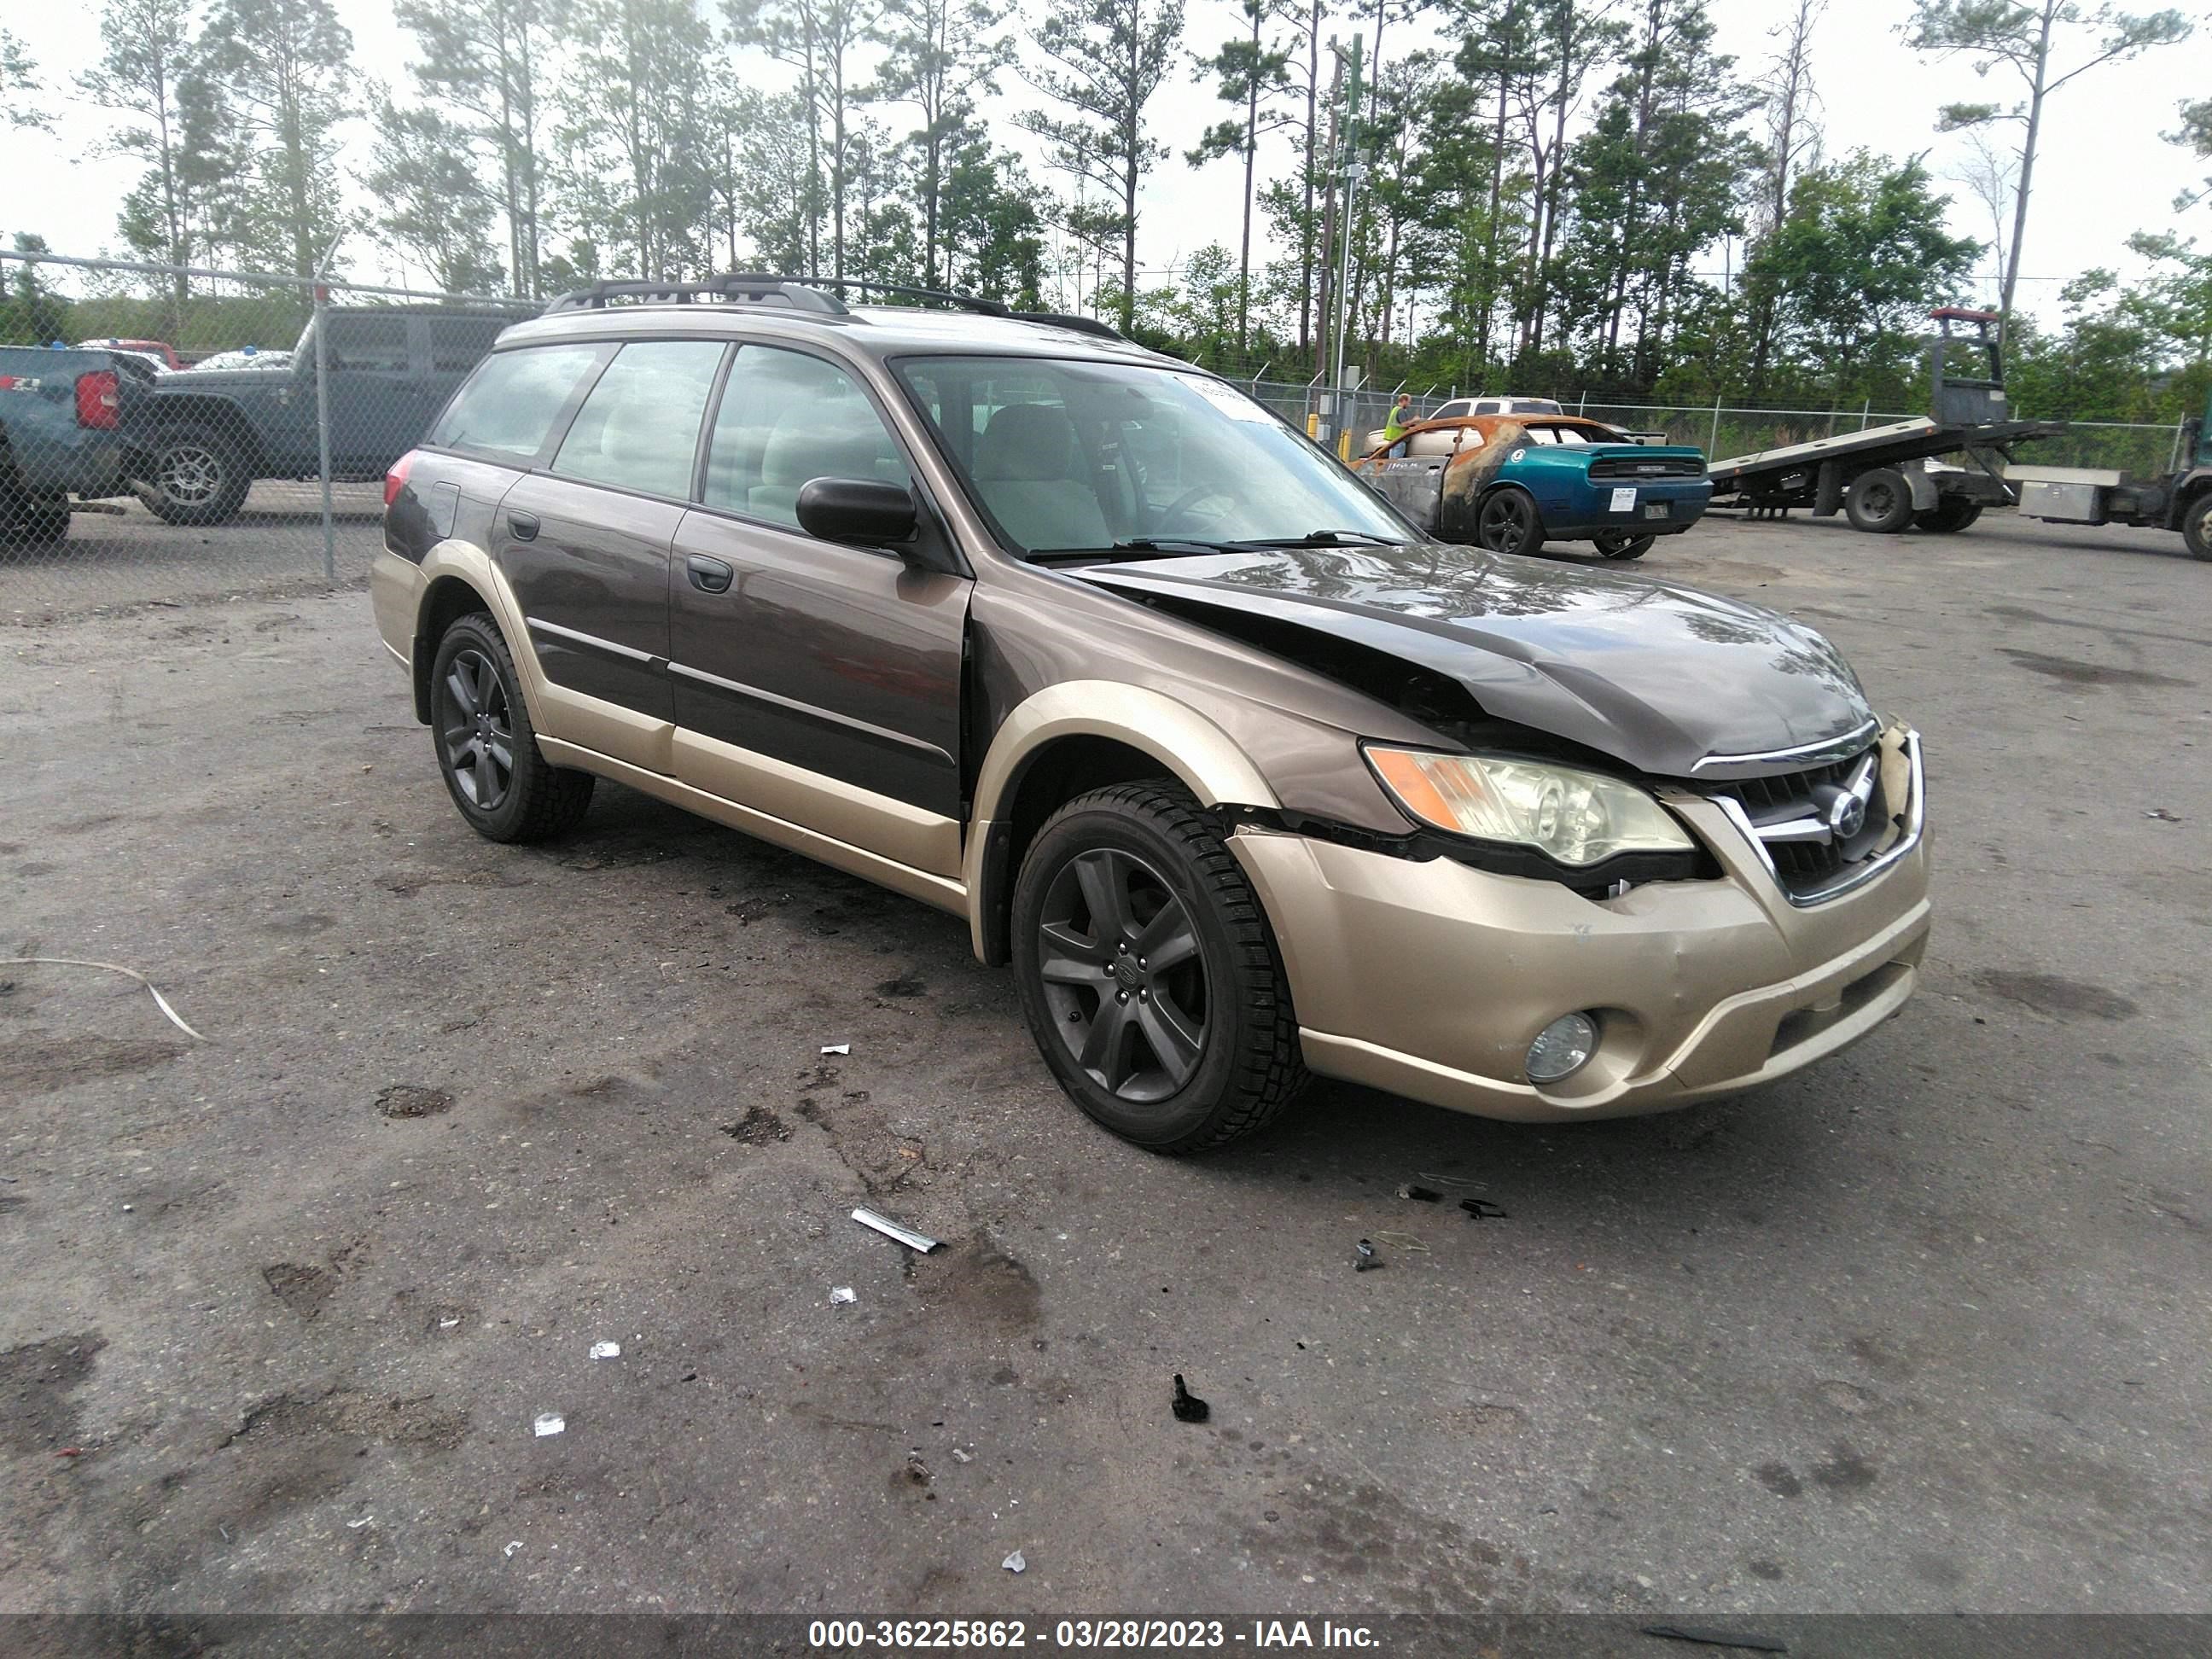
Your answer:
(1827, 792), (1866, 839)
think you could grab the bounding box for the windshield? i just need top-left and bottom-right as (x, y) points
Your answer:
(892, 355), (1412, 556)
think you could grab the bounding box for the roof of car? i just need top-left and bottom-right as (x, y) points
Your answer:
(496, 297), (1181, 367)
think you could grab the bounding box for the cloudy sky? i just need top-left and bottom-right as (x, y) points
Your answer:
(3, 0), (2203, 323)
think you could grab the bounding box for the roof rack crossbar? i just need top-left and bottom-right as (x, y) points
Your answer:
(544, 277), (848, 315)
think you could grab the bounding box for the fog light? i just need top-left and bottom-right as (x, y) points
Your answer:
(1526, 1012), (1598, 1084)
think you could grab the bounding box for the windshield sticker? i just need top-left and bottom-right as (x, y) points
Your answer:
(1610, 486), (1638, 513)
(1175, 374), (1271, 422)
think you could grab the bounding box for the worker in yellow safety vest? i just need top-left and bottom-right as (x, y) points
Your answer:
(1382, 392), (1414, 443)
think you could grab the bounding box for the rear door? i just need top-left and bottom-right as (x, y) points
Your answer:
(666, 341), (969, 850)
(322, 312), (424, 469)
(496, 338), (730, 751)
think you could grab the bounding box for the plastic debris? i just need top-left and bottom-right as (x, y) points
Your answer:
(1354, 1238), (1383, 1272)
(439, 1316), (461, 1330)
(504, 1541), (523, 1558)
(1371, 1229), (1431, 1255)
(820, 1043), (851, 1056)
(346, 1516), (373, 1529)
(533, 1413), (566, 1438)
(951, 1447), (974, 1464)
(830, 1286), (857, 1305)
(1640, 1626), (1788, 1654)
(590, 1341), (621, 1359)
(852, 1207), (942, 1253)
(1002, 1550), (1026, 1574)
(1460, 1197), (1510, 1220)
(1400, 1185), (1442, 1202)
(2145, 808), (2181, 822)
(1417, 1172), (1487, 1190)
(1171, 1373), (1210, 1423)
(13, 956), (206, 1040)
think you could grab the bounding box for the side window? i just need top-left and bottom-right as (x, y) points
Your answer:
(428, 343), (608, 461)
(327, 314), (412, 372)
(550, 340), (726, 498)
(701, 346), (909, 528)
(431, 317), (507, 374)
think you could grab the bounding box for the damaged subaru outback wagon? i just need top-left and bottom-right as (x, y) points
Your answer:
(373, 276), (1930, 1153)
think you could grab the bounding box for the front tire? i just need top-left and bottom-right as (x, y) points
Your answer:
(1843, 468), (1914, 534)
(142, 425), (251, 526)
(2184, 492), (2212, 562)
(1010, 781), (1307, 1154)
(1475, 487), (1543, 556)
(429, 613), (594, 842)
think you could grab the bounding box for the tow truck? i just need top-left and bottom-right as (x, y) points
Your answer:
(2008, 392), (2212, 560)
(1704, 309), (2061, 534)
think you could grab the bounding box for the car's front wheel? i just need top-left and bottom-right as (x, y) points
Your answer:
(429, 613), (595, 842)
(1010, 781), (1307, 1153)
(1475, 487), (1542, 556)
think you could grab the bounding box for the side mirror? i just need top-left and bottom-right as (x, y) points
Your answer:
(795, 476), (919, 549)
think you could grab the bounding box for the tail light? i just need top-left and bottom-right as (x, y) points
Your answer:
(75, 370), (120, 429)
(383, 450), (418, 509)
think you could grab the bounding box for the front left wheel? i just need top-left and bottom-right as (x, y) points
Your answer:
(1010, 781), (1307, 1154)
(429, 613), (595, 842)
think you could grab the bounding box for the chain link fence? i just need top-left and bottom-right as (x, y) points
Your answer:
(3, 249), (2192, 620)
(1, 250), (534, 620)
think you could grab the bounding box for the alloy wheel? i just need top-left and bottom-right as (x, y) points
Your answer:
(156, 444), (223, 506)
(1033, 847), (1210, 1103)
(1477, 491), (1535, 553)
(438, 649), (515, 811)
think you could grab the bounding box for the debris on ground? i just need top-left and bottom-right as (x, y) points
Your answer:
(1640, 1625), (1788, 1654)
(12, 955), (207, 1039)
(830, 1287), (856, 1305)
(533, 1413), (566, 1438)
(905, 1453), (930, 1486)
(590, 1342), (620, 1359)
(375, 1084), (454, 1119)
(1002, 1550), (1026, 1574)
(1371, 1229), (1430, 1255)
(851, 1207), (941, 1253)
(721, 1104), (791, 1144)
(346, 1516), (372, 1529)
(2144, 808), (2181, 822)
(1171, 1374), (1210, 1423)
(1400, 1185), (1442, 1202)
(1418, 1172), (1487, 1190)
(504, 1541), (523, 1558)
(1460, 1197), (1510, 1220)
(820, 1043), (851, 1056)
(1354, 1238), (1383, 1272)
(952, 1447), (974, 1464)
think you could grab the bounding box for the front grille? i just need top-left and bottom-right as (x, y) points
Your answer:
(1589, 456), (1705, 479)
(1695, 746), (1888, 896)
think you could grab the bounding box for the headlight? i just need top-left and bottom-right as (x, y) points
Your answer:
(1365, 746), (1694, 866)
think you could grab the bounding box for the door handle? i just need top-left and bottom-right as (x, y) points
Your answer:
(687, 555), (733, 594)
(508, 510), (538, 542)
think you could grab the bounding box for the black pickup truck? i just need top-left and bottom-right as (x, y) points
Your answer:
(135, 307), (515, 525)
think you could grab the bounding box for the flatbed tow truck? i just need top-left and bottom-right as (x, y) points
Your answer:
(1704, 309), (2062, 534)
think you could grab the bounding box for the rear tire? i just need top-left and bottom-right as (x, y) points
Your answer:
(1913, 498), (1982, 533)
(0, 488), (67, 547)
(1592, 530), (1656, 560)
(1010, 780), (1307, 1154)
(1843, 468), (1914, 534)
(2184, 492), (2212, 562)
(429, 613), (595, 843)
(142, 424), (251, 526)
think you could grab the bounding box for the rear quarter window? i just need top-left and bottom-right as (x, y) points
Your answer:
(427, 342), (609, 462)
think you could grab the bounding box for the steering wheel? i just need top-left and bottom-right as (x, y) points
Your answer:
(1154, 483), (1240, 536)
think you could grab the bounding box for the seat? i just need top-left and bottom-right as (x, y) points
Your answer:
(971, 405), (1111, 550)
(750, 417), (905, 527)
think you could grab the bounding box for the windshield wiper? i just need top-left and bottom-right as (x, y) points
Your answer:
(1231, 528), (1399, 548)
(1027, 537), (1238, 562)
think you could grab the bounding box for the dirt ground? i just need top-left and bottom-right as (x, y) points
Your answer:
(1, 508), (2207, 1632)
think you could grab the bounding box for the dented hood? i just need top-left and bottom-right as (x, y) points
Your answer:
(1072, 544), (1876, 778)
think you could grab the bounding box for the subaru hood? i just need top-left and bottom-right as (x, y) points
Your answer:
(1071, 543), (1877, 779)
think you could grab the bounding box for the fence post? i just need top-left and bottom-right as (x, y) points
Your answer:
(1707, 395), (1722, 457)
(313, 282), (335, 583)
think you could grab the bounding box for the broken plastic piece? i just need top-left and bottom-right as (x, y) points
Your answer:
(1400, 1185), (1442, 1202)
(1640, 1626), (1788, 1654)
(952, 1447), (974, 1464)
(1002, 1549), (1026, 1574)
(1460, 1197), (1510, 1220)
(346, 1516), (372, 1529)
(1354, 1238), (1383, 1272)
(590, 1341), (620, 1359)
(852, 1207), (941, 1253)
(504, 1540), (523, 1558)
(533, 1412), (566, 1438)
(820, 1043), (851, 1055)
(1171, 1373), (1210, 1423)
(830, 1286), (857, 1305)
(14, 955), (206, 1040)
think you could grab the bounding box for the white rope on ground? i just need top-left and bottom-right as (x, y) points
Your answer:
(12, 957), (207, 1041)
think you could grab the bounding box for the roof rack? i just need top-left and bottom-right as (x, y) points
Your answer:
(1007, 311), (1123, 341)
(543, 276), (849, 315)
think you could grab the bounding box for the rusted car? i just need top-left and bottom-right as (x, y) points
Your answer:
(1354, 414), (1711, 561)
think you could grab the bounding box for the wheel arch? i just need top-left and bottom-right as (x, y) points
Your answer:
(143, 397), (270, 473)
(409, 544), (546, 731)
(963, 683), (1279, 965)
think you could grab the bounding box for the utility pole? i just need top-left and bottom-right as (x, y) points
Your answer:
(1315, 47), (1343, 404)
(1331, 34), (1365, 406)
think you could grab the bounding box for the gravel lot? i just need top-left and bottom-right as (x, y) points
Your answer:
(1, 509), (2207, 1635)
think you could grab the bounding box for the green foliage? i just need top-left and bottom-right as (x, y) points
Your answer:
(195, 0), (357, 276)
